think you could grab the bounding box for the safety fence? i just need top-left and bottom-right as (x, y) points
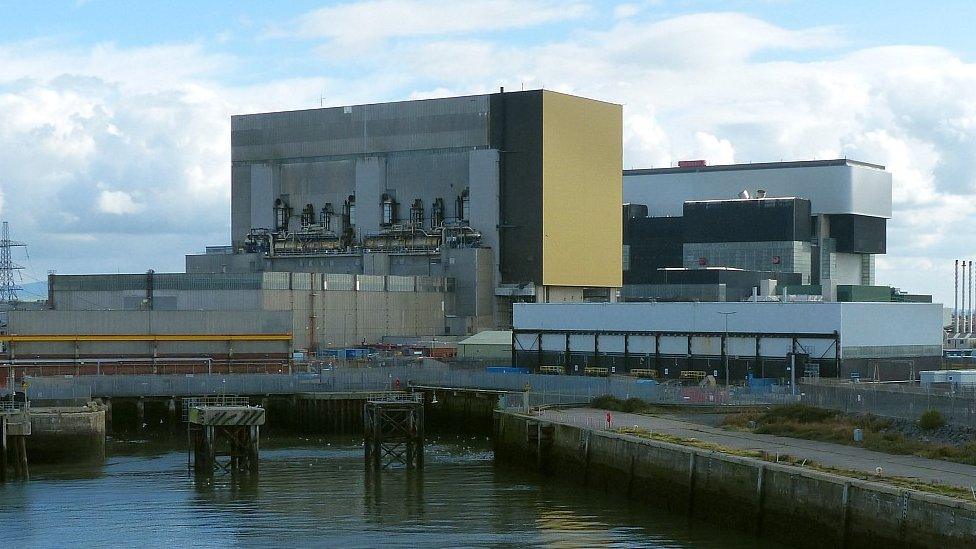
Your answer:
(20, 365), (794, 409)
(797, 381), (976, 429)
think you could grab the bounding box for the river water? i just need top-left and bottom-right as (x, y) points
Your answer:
(0, 435), (784, 548)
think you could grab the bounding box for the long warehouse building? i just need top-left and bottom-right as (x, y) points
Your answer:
(3, 271), (450, 361)
(512, 301), (943, 381)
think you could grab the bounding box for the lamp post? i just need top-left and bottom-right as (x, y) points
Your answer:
(717, 312), (737, 389)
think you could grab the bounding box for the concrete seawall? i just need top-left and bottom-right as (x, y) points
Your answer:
(29, 406), (106, 463)
(494, 411), (976, 549)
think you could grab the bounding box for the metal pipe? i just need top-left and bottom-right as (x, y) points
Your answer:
(963, 260), (967, 334)
(966, 260), (970, 334)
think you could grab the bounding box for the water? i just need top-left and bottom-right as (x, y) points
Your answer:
(0, 436), (784, 548)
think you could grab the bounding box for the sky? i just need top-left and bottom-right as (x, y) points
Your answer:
(1, 0), (975, 305)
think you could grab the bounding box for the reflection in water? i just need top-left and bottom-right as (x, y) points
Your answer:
(0, 435), (785, 548)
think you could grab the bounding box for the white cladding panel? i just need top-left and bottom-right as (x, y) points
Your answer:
(623, 164), (892, 218)
(514, 302), (943, 358)
(514, 302), (843, 334)
(839, 303), (944, 349)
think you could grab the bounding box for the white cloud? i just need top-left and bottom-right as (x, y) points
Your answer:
(287, 9), (973, 304)
(613, 4), (642, 19)
(1, 7), (975, 305)
(279, 0), (591, 57)
(97, 189), (144, 215)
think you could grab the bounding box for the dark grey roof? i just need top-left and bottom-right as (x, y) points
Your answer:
(623, 159), (885, 176)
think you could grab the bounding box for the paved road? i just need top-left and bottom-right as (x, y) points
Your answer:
(538, 407), (976, 491)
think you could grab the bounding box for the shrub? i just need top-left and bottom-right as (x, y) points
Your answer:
(590, 395), (649, 413)
(622, 397), (649, 413)
(918, 410), (945, 431)
(591, 395), (624, 411)
(767, 404), (836, 424)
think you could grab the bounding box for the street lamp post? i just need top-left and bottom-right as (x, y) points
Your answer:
(717, 312), (737, 389)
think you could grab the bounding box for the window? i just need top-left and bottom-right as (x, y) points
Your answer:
(381, 193), (397, 226)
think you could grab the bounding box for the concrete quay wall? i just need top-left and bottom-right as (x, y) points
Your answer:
(29, 406), (106, 463)
(494, 411), (976, 549)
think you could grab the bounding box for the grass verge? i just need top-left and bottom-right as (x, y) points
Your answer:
(722, 405), (976, 466)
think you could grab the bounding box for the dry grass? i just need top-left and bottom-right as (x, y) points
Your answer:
(723, 405), (976, 466)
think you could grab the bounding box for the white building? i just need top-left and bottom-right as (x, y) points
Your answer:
(513, 301), (942, 381)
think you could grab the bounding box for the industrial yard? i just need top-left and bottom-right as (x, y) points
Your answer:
(1, 36), (972, 549)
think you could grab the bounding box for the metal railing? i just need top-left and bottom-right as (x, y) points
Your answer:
(0, 400), (27, 413)
(18, 365), (797, 410)
(182, 395), (251, 420)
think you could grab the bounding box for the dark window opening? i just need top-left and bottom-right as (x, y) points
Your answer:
(381, 193), (398, 226)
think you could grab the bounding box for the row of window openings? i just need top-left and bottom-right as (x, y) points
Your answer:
(283, 191), (470, 232)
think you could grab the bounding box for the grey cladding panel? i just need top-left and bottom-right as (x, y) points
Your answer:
(250, 164), (274, 230)
(232, 95), (490, 162)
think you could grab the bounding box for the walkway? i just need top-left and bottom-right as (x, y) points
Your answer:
(538, 407), (976, 491)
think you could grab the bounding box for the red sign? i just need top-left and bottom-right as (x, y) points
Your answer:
(698, 257), (708, 266)
(771, 256), (781, 265)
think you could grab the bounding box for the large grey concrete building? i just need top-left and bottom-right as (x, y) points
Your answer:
(622, 159), (897, 302)
(187, 89), (624, 333)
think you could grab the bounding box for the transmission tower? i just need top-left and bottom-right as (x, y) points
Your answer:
(0, 221), (26, 304)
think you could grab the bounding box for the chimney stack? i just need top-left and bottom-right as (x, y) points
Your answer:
(966, 259), (973, 334)
(955, 260), (960, 334)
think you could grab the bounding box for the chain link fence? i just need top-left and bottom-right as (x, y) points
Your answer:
(20, 364), (793, 410)
(797, 381), (976, 428)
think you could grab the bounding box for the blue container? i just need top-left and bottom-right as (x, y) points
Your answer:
(485, 366), (530, 374)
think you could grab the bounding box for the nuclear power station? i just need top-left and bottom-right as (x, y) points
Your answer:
(0, 89), (946, 381)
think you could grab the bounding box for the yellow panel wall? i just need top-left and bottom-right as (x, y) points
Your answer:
(540, 91), (622, 288)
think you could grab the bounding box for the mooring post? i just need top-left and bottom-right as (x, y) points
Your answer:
(841, 481), (851, 548)
(12, 437), (21, 479)
(755, 464), (765, 535)
(17, 435), (28, 480)
(1, 415), (7, 483)
(249, 425), (260, 472)
(416, 404), (425, 468)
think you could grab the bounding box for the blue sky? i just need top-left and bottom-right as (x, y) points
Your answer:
(3, 1), (974, 57)
(1, 1), (975, 304)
